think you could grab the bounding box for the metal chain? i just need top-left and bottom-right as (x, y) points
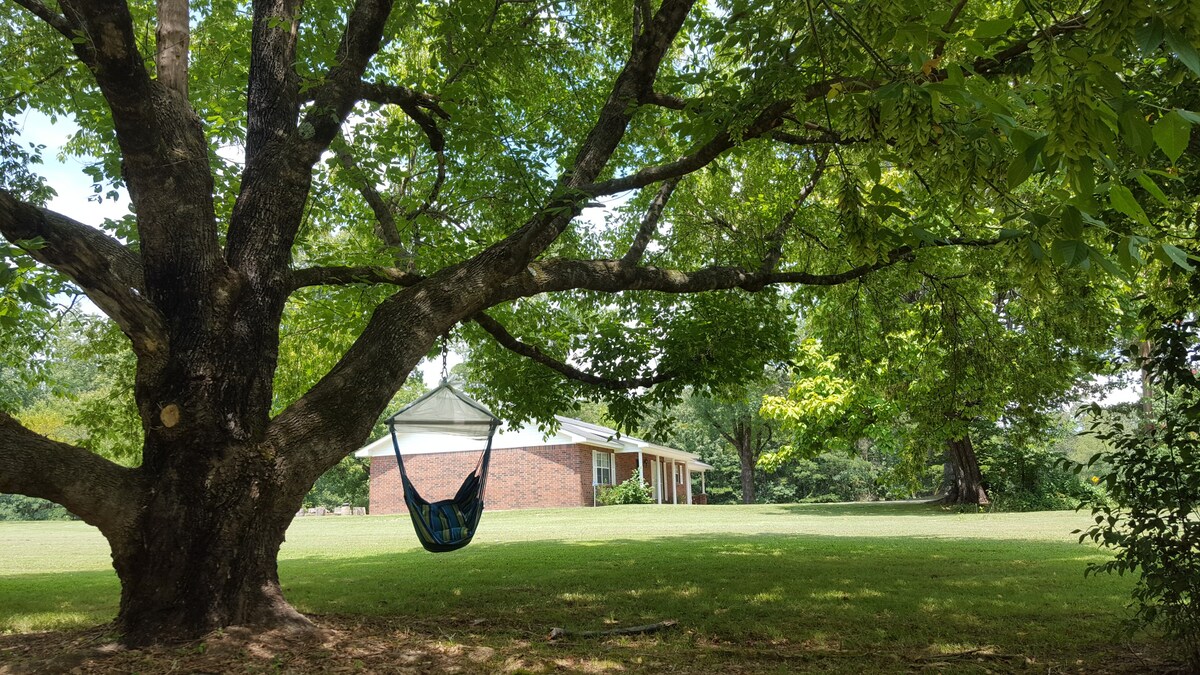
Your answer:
(440, 338), (449, 382)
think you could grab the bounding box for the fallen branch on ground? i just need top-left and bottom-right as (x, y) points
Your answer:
(548, 620), (678, 640)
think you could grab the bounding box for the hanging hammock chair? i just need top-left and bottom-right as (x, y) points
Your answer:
(386, 381), (500, 552)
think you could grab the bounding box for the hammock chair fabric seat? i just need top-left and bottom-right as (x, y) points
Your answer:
(387, 382), (500, 553)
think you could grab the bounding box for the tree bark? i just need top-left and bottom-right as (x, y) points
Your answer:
(941, 433), (990, 506)
(112, 449), (310, 645)
(721, 422), (756, 505)
(737, 439), (756, 505)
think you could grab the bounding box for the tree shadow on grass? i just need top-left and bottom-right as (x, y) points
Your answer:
(755, 501), (952, 517)
(277, 534), (1153, 670)
(0, 534), (1171, 673)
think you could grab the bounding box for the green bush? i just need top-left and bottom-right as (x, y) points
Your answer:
(976, 429), (1103, 512)
(757, 452), (881, 504)
(598, 470), (654, 505)
(0, 494), (76, 521)
(304, 457), (369, 509)
(1076, 318), (1200, 668)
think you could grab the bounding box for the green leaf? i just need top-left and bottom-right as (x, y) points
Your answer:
(1177, 109), (1200, 124)
(1091, 251), (1124, 278)
(1153, 110), (1192, 163)
(1135, 19), (1164, 55)
(1060, 205), (1083, 238)
(1052, 239), (1091, 267)
(865, 159), (881, 184)
(1007, 155), (1032, 188)
(1164, 28), (1200, 77)
(1117, 235), (1146, 272)
(1108, 185), (1149, 225)
(1070, 158), (1095, 197)
(1158, 243), (1195, 271)
(973, 18), (1014, 40)
(1134, 172), (1169, 206)
(1118, 108), (1154, 157)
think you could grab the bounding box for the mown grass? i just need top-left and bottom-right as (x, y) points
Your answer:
(0, 503), (1164, 672)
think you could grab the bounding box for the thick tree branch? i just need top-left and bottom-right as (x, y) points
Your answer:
(621, 178), (679, 266)
(474, 312), (673, 390)
(12, 0), (75, 40)
(56, 0), (221, 322)
(0, 191), (167, 356)
(156, 0), (189, 98)
(641, 90), (689, 110)
(288, 265), (424, 290)
(582, 100), (794, 197)
(492, 238), (1003, 301)
(357, 82), (450, 151)
(0, 411), (143, 541)
(243, 0), (303, 168)
(228, 0), (395, 280)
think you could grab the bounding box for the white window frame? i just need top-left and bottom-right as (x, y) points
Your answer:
(593, 450), (613, 485)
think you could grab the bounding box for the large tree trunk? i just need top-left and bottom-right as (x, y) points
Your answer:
(110, 449), (310, 645)
(941, 433), (989, 506)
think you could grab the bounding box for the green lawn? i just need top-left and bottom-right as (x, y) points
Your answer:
(0, 503), (1166, 672)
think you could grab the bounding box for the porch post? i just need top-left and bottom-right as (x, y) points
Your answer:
(701, 471), (706, 494)
(638, 449), (644, 484)
(686, 467), (693, 505)
(654, 457), (662, 504)
(671, 461), (677, 504)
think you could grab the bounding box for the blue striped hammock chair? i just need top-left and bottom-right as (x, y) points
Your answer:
(386, 382), (500, 553)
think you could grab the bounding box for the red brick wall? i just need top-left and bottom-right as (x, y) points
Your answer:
(369, 444), (613, 513)
(615, 454), (638, 484)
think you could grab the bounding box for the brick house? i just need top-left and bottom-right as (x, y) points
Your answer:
(356, 416), (713, 514)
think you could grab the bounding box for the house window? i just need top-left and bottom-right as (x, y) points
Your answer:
(593, 451), (613, 485)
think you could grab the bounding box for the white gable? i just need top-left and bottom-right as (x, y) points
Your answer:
(354, 414), (712, 470)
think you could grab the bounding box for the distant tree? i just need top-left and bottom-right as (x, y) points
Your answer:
(687, 373), (788, 504)
(765, 255), (1119, 505)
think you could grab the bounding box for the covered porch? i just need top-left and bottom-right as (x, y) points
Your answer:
(612, 446), (712, 505)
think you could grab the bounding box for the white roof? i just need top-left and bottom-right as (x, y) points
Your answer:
(355, 414), (713, 471)
(387, 382), (497, 438)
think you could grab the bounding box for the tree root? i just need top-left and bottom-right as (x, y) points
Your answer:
(548, 620), (678, 640)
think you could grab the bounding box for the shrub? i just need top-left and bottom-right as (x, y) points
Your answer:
(1076, 318), (1200, 668)
(303, 457), (369, 509)
(757, 452), (881, 503)
(0, 494), (76, 521)
(598, 470), (654, 505)
(976, 429), (1103, 512)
